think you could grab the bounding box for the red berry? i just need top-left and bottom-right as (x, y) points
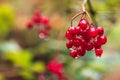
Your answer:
(78, 19), (88, 30)
(68, 27), (76, 35)
(82, 29), (91, 42)
(73, 39), (81, 47)
(81, 39), (86, 47)
(34, 10), (41, 17)
(44, 33), (49, 40)
(32, 16), (41, 25)
(44, 24), (51, 30)
(95, 48), (103, 57)
(65, 31), (74, 40)
(75, 27), (83, 35)
(42, 16), (49, 24)
(66, 41), (73, 49)
(97, 35), (107, 44)
(83, 36), (91, 42)
(97, 27), (104, 35)
(77, 46), (86, 56)
(70, 50), (77, 58)
(86, 42), (94, 51)
(47, 59), (64, 77)
(93, 39), (102, 49)
(81, 29), (87, 37)
(26, 21), (33, 29)
(88, 27), (98, 38)
(38, 29), (47, 39)
(65, 14), (107, 58)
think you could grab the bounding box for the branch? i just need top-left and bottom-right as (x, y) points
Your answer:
(82, 0), (87, 11)
(87, 0), (98, 26)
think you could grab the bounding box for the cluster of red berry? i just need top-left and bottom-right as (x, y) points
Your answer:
(26, 10), (51, 40)
(47, 59), (65, 80)
(66, 12), (107, 59)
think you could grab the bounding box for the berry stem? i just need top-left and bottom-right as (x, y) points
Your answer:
(82, 0), (87, 12)
(87, 0), (98, 26)
(70, 12), (84, 27)
(86, 11), (93, 25)
(70, 12), (86, 27)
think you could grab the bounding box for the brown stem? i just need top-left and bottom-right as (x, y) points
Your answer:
(85, 11), (93, 24)
(82, 0), (87, 12)
(70, 12), (85, 27)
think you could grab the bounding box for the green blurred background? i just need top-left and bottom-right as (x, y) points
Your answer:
(0, 0), (120, 80)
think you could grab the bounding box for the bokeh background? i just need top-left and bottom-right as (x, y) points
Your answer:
(0, 0), (120, 80)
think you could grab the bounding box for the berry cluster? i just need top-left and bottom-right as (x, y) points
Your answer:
(26, 10), (51, 40)
(66, 12), (107, 59)
(47, 59), (65, 80)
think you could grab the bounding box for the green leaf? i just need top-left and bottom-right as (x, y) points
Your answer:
(4, 51), (33, 68)
(31, 61), (46, 73)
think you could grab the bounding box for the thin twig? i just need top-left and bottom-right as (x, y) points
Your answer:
(70, 12), (84, 27)
(86, 11), (93, 24)
(87, 0), (98, 26)
(82, 0), (87, 11)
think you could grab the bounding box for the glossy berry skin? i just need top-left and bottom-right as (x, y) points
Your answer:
(86, 42), (94, 51)
(78, 19), (88, 30)
(75, 26), (83, 35)
(26, 21), (33, 29)
(65, 31), (74, 40)
(73, 39), (81, 47)
(97, 27), (104, 35)
(70, 50), (77, 58)
(68, 27), (76, 35)
(88, 27), (98, 38)
(47, 59), (65, 80)
(77, 46), (86, 56)
(95, 48), (103, 57)
(81, 39), (86, 47)
(93, 39), (102, 49)
(97, 35), (107, 45)
(82, 29), (91, 42)
(66, 41), (73, 49)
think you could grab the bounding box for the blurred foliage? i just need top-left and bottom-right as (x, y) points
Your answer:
(0, 4), (14, 38)
(0, 0), (120, 80)
(4, 51), (32, 68)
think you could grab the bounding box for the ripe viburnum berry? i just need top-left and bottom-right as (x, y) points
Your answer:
(78, 19), (88, 30)
(97, 35), (107, 45)
(66, 41), (73, 49)
(86, 42), (94, 51)
(65, 31), (74, 40)
(70, 50), (77, 58)
(88, 26), (98, 38)
(97, 27), (104, 35)
(68, 27), (76, 35)
(44, 24), (51, 30)
(47, 59), (65, 80)
(26, 21), (33, 29)
(38, 29), (49, 39)
(34, 10), (41, 17)
(75, 26), (83, 35)
(42, 16), (49, 24)
(26, 10), (51, 40)
(93, 39), (102, 49)
(65, 11), (107, 58)
(77, 46), (86, 56)
(95, 48), (103, 57)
